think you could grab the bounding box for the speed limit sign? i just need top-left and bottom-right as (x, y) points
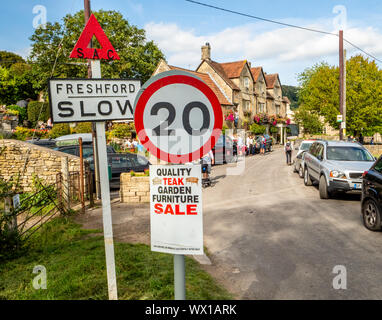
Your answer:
(134, 70), (223, 163)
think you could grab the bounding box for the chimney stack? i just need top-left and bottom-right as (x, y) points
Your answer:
(201, 42), (211, 61)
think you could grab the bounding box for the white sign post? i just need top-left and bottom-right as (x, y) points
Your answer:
(134, 70), (222, 300)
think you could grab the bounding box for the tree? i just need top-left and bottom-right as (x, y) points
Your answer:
(28, 10), (164, 92)
(282, 85), (299, 110)
(293, 105), (323, 134)
(0, 55), (37, 105)
(0, 51), (25, 68)
(298, 56), (382, 136)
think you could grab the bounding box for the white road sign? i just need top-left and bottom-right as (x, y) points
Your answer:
(337, 114), (343, 122)
(134, 70), (223, 164)
(48, 78), (141, 123)
(150, 164), (203, 255)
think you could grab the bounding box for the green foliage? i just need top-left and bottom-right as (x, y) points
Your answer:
(27, 101), (50, 127)
(221, 124), (228, 135)
(6, 105), (27, 123)
(28, 10), (165, 92)
(298, 56), (382, 136)
(270, 126), (278, 133)
(73, 122), (92, 133)
(0, 65), (37, 105)
(0, 51), (25, 68)
(250, 123), (266, 135)
(12, 127), (32, 140)
(48, 123), (70, 138)
(110, 123), (135, 139)
(293, 105), (323, 134)
(282, 85), (299, 109)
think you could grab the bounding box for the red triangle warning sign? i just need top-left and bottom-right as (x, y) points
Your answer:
(70, 14), (120, 60)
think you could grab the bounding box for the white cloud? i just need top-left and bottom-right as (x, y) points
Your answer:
(145, 18), (382, 85)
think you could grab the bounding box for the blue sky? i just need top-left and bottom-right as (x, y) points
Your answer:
(1, 0), (382, 85)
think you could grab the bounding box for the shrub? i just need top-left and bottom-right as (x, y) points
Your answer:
(7, 105), (27, 123)
(109, 123), (135, 139)
(12, 127), (32, 140)
(250, 123), (266, 135)
(48, 123), (70, 139)
(73, 122), (92, 134)
(27, 101), (50, 127)
(270, 126), (278, 133)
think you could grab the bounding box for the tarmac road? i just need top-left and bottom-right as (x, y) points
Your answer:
(202, 147), (382, 299)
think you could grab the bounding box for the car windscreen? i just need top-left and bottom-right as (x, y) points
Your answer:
(326, 146), (374, 161)
(300, 142), (312, 151)
(110, 155), (147, 169)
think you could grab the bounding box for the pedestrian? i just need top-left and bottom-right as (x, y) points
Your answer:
(260, 134), (266, 155)
(246, 135), (251, 156)
(371, 137), (374, 145)
(249, 135), (254, 155)
(201, 149), (214, 180)
(359, 133), (364, 145)
(284, 140), (293, 165)
(234, 109), (239, 128)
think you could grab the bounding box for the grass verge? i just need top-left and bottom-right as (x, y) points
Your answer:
(0, 216), (232, 300)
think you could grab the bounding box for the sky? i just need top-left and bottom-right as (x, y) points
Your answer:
(1, 0), (382, 85)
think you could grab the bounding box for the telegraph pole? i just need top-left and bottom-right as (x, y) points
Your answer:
(343, 49), (346, 139)
(339, 30), (345, 140)
(84, 0), (101, 199)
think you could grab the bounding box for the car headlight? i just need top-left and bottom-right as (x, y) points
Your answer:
(330, 170), (346, 179)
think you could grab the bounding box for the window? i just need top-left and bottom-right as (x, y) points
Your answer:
(374, 158), (382, 173)
(276, 105), (280, 115)
(326, 147), (375, 161)
(244, 77), (250, 88)
(258, 103), (265, 113)
(243, 100), (250, 111)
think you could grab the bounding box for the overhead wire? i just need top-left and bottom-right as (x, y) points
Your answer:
(185, 0), (382, 64)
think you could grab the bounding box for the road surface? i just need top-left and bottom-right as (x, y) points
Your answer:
(202, 147), (382, 299)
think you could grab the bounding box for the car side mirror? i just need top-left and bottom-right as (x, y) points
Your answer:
(317, 155), (323, 161)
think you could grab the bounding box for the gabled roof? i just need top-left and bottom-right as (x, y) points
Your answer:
(250, 67), (265, 82)
(218, 60), (247, 79)
(264, 73), (281, 89)
(197, 60), (240, 91)
(168, 65), (233, 106)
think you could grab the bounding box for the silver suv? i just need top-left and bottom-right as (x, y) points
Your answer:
(303, 140), (375, 199)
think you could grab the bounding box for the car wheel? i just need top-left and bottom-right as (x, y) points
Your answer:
(304, 167), (312, 186)
(362, 199), (382, 231)
(293, 165), (298, 173)
(319, 175), (331, 199)
(298, 165), (304, 178)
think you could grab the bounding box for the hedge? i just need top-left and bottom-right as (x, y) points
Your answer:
(27, 101), (50, 127)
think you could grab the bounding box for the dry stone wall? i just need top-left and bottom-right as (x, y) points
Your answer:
(0, 139), (81, 192)
(120, 173), (150, 203)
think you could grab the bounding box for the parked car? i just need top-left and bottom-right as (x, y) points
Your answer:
(253, 134), (273, 153)
(212, 134), (237, 164)
(361, 156), (382, 231)
(303, 140), (375, 199)
(293, 140), (316, 178)
(26, 138), (57, 149)
(55, 133), (93, 144)
(54, 144), (116, 158)
(87, 152), (150, 189)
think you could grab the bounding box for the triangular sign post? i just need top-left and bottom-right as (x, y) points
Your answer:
(70, 13), (120, 60)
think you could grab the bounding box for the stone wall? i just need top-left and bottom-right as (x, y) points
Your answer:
(120, 173), (150, 203)
(0, 139), (82, 192)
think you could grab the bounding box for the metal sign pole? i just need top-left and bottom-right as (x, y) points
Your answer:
(174, 254), (186, 300)
(91, 59), (118, 300)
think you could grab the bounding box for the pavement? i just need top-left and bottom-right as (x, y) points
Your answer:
(76, 147), (382, 300)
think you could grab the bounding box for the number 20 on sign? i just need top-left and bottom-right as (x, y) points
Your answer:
(134, 70), (223, 164)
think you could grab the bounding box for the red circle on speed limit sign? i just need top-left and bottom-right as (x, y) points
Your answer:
(134, 71), (223, 163)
